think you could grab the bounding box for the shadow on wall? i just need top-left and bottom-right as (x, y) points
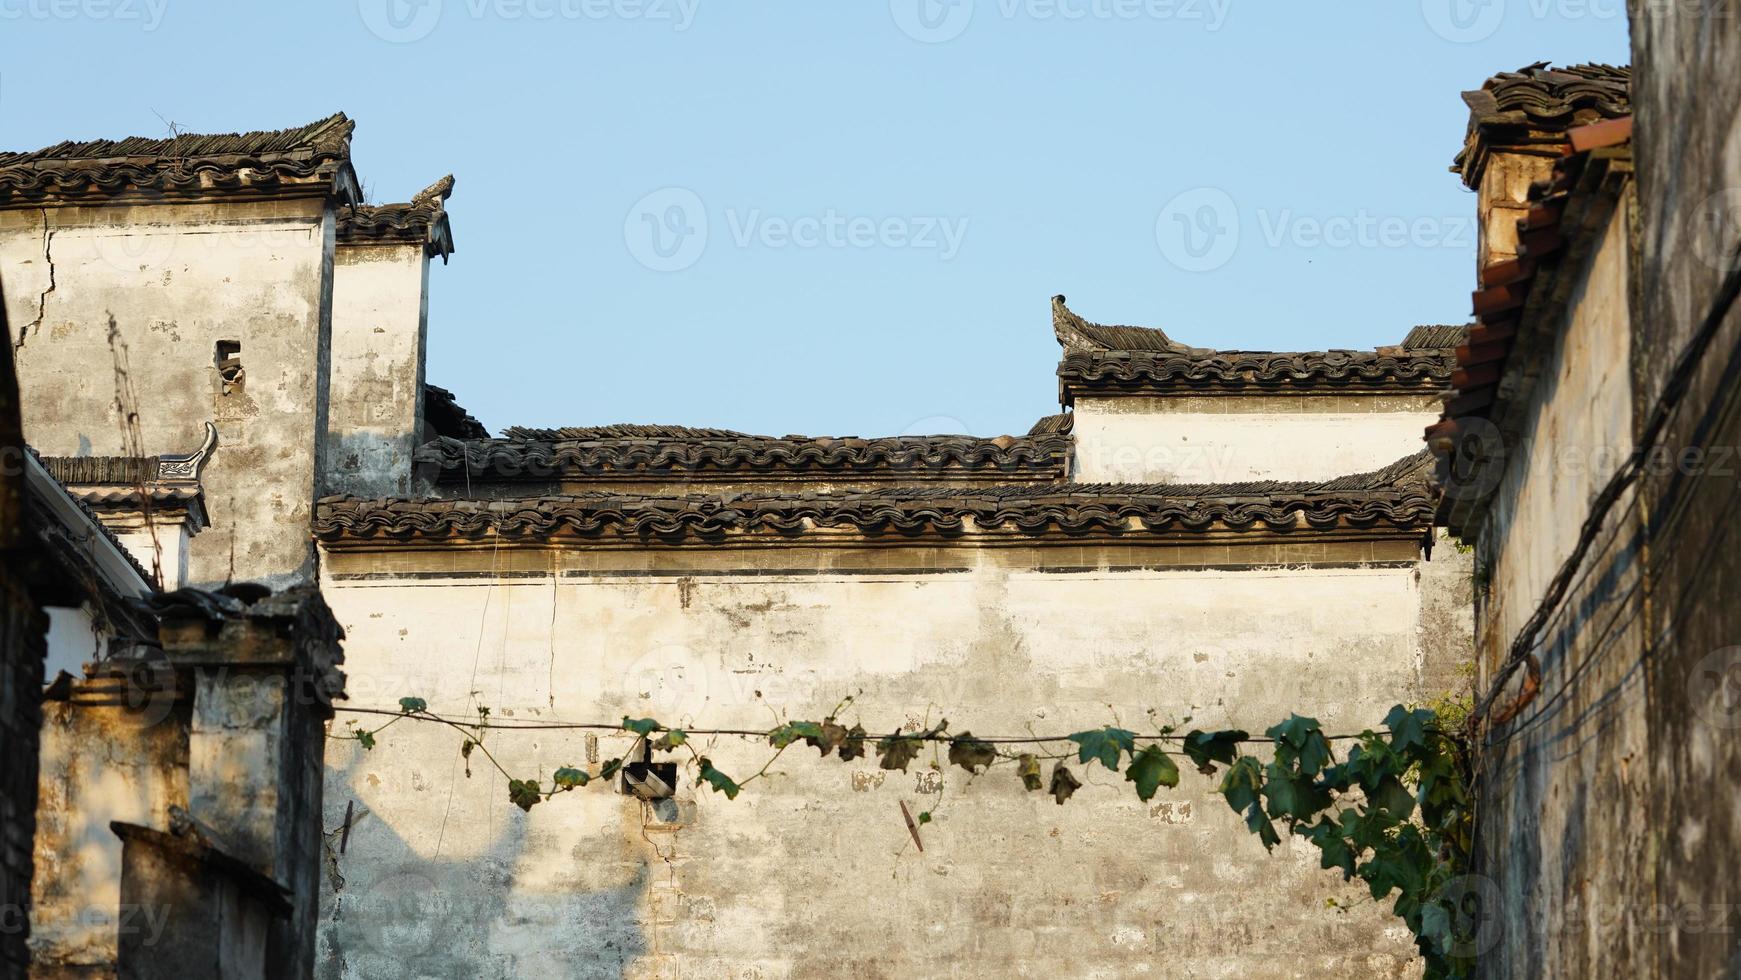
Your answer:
(315, 751), (652, 980)
(323, 430), (421, 498)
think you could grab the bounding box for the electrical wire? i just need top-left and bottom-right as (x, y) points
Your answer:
(332, 705), (1397, 744)
(1470, 237), (1741, 731)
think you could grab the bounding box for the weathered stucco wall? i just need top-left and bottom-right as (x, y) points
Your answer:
(326, 242), (428, 497)
(1466, 194), (1653, 977)
(316, 539), (1464, 979)
(1071, 394), (1442, 483)
(1475, 152), (1559, 270)
(0, 201), (335, 589)
(31, 694), (189, 975)
(43, 605), (110, 681)
(1476, 202), (1636, 665)
(1628, 6), (1741, 978)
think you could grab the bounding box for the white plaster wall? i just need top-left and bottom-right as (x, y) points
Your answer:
(316, 552), (1445, 979)
(32, 699), (187, 971)
(113, 524), (192, 591)
(1071, 395), (1442, 483)
(43, 605), (107, 680)
(0, 201), (334, 588)
(326, 243), (429, 496)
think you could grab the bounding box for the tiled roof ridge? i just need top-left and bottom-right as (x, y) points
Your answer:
(1027, 413), (1074, 436)
(1453, 61), (1631, 186)
(1058, 348), (1456, 400)
(0, 113), (354, 165)
(1400, 324), (1472, 350)
(316, 451), (1434, 542)
(0, 113), (358, 206)
(1052, 294), (1200, 354)
(1056, 296), (1463, 357)
(416, 429), (1074, 481)
(40, 454), (161, 486)
(501, 423), (755, 441)
(338, 174), (455, 260)
(423, 384), (489, 440)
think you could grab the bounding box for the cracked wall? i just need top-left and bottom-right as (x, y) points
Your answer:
(0, 201), (337, 589)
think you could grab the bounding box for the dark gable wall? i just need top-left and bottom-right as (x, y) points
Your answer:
(0, 281), (48, 980)
(1629, 5), (1741, 980)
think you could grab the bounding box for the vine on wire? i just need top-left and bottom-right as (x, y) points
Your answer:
(337, 699), (1476, 979)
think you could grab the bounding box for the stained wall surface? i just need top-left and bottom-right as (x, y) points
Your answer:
(315, 540), (1468, 979)
(0, 201), (335, 589)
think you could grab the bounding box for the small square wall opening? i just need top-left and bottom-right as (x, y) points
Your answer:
(621, 761), (677, 800)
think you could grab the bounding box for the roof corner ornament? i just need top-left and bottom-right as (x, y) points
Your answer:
(156, 421), (218, 482)
(1050, 294), (1197, 355)
(1051, 294), (1106, 353)
(414, 174), (455, 207)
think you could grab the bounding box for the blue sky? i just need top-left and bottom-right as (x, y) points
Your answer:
(0, 0), (1629, 437)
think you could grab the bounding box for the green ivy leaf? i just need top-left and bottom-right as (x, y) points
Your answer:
(1262, 762), (1331, 823)
(917, 810), (933, 825)
(552, 766), (589, 789)
(598, 758), (623, 781)
(838, 724), (869, 762)
(1125, 744), (1181, 802)
(1301, 816), (1358, 879)
(1017, 754), (1043, 792)
(1266, 714), (1333, 777)
(1384, 705), (1434, 755)
(507, 779), (542, 812)
(1182, 729), (1248, 775)
(1068, 726), (1136, 772)
(398, 697), (428, 714)
(1243, 801), (1281, 849)
(768, 721), (825, 749)
(1369, 775), (1417, 822)
(696, 757), (740, 799)
(1419, 902), (1455, 958)
(356, 729), (376, 751)
(1360, 849), (1425, 900)
(653, 730), (687, 752)
(1049, 762), (1082, 805)
(1219, 756), (1265, 813)
(947, 732), (997, 774)
(622, 717), (663, 737)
